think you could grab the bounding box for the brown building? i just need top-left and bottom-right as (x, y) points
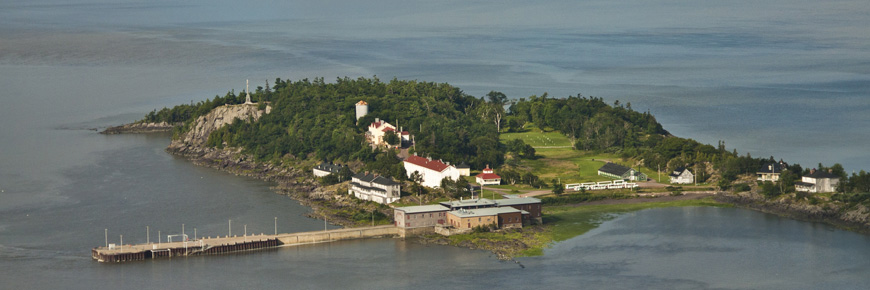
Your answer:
(447, 207), (523, 230)
(394, 205), (450, 229)
(494, 197), (542, 224)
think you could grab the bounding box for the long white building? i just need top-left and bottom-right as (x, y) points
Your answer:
(403, 154), (460, 188)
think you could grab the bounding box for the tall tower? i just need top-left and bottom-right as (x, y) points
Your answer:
(355, 100), (368, 121)
(245, 79), (253, 104)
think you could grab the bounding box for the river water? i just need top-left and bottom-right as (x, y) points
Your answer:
(1, 0), (869, 289)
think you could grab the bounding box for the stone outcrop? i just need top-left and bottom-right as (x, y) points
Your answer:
(101, 121), (175, 134)
(175, 104), (270, 148)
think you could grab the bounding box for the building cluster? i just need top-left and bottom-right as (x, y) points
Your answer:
(393, 197), (542, 237)
(366, 118), (410, 148)
(313, 101), (508, 206)
(755, 161), (841, 193)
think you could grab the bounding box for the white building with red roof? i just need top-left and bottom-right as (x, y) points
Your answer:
(366, 118), (410, 147)
(475, 165), (501, 186)
(404, 153), (460, 188)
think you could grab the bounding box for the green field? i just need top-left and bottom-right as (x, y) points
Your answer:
(499, 127), (666, 185)
(500, 127), (573, 148)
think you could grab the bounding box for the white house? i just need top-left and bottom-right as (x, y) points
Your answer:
(795, 169), (840, 193)
(475, 165), (501, 186)
(404, 154), (460, 188)
(366, 118), (409, 147)
(757, 160), (788, 182)
(669, 168), (694, 184)
(348, 172), (401, 204)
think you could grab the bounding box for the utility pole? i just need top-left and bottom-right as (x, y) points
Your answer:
(104, 229), (108, 248)
(182, 224), (185, 241)
(158, 231), (161, 244)
(274, 217), (277, 235)
(194, 228), (197, 241)
(146, 226), (150, 244)
(120, 235), (123, 248)
(229, 219), (232, 237)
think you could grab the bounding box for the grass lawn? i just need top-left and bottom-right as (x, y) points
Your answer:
(500, 123), (573, 148)
(508, 147), (622, 184)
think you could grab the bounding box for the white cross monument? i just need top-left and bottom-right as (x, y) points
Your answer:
(244, 79), (254, 105)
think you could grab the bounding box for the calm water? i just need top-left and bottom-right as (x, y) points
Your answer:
(2, 0), (869, 289)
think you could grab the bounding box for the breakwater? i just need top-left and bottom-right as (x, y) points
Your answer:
(92, 225), (398, 263)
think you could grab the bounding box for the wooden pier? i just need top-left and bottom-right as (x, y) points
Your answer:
(92, 225), (398, 263)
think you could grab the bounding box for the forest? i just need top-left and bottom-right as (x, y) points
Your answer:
(143, 76), (859, 195)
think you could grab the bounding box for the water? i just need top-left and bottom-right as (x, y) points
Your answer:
(1, 0), (869, 289)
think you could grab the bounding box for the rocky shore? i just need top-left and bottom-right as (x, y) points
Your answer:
(101, 121), (175, 134)
(162, 103), (387, 227)
(715, 191), (870, 234)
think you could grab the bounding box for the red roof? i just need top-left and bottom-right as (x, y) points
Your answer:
(405, 155), (451, 172)
(382, 127), (395, 132)
(475, 172), (501, 180)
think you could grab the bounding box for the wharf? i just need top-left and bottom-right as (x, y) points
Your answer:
(92, 225), (398, 263)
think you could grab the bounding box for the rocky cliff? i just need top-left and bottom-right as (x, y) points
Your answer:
(171, 104), (270, 149)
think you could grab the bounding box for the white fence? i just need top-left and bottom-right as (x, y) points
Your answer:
(565, 180), (637, 191)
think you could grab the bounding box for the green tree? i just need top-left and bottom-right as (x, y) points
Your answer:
(552, 178), (564, 195)
(410, 171), (424, 197)
(383, 131), (400, 146)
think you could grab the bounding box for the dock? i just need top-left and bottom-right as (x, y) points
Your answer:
(92, 225), (398, 263)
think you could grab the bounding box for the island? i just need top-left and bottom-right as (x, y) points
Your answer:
(101, 76), (870, 260)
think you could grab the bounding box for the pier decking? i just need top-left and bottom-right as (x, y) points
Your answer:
(92, 225), (398, 263)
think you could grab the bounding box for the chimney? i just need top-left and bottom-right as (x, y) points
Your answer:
(375, 118), (380, 123)
(365, 171), (370, 176)
(810, 168), (816, 174)
(828, 169), (833, 174)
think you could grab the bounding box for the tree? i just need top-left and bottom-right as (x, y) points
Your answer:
(454, 177), (470, 198)
(552, 178), (564, 195)
(383, 131), (400, 146)
(338, 166), (353, 182)
(486, 91), (507, 132)
(440, 177), (457, 197)
(521, 144), (536, 159)
(409, 171), (424, 197)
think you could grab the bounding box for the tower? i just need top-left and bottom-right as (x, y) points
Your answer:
(355, 100), (368, 121)
(245, 79), (253, 105)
